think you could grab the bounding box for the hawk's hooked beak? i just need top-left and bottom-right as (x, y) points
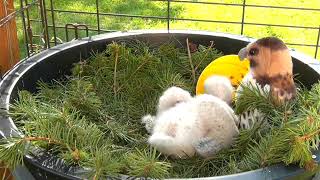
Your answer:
(238, 47), (247, 61)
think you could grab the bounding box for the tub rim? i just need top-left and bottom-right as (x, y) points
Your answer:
(0, 30), (320, 180)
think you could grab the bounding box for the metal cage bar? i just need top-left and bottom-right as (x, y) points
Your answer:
(167, 0), (170, 31)
(95, 0), (101, 34)
(19, 0), (30, 57)
(315, 26), (320, 59)
(154, 0), (320, 12)
(49, 0), (57, 46)
(240, 0), (246, 35)
(2, 0), (319, 59)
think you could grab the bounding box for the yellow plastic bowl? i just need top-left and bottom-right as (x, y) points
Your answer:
(196, 55), (250, 95)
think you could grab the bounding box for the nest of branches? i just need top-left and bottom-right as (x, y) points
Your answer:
(1, 39), (320, 179)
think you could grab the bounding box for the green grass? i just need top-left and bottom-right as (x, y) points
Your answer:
(14, 0), (320, 60)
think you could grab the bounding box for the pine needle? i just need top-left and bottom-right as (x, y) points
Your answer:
(186, 38), (196, 84)
(113, 42), (119, 97)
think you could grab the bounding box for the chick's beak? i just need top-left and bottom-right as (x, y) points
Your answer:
(238, 47), (247, 61)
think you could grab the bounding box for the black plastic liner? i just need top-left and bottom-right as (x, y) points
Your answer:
(1, 30), (320, 180)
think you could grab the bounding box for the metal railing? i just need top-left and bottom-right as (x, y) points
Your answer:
(1, 0), (320, 59)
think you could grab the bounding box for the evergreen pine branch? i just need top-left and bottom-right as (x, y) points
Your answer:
(0, 135), (83, 169)
(63, 78), (103, 119)
(83, 145), (123, 179)
(98, 119), (140, 144)
(235, 83), (276, 115)
(0, 137), (28, 169)
(125, 147), (171, 179)
(240, 130), (291, 171)
(238, 87), (320, 171)
(306, 81), (320, 109)
(36, 80), (65, 105)
(283, 107), (320, 170)
(194, 41), (215, 72)
(10, 90), (108, 165)
(230, 122), (268, 157)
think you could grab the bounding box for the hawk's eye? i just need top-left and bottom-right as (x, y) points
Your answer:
(249, 48), (258, 56)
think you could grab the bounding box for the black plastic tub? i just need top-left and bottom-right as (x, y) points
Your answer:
(1, 30), (320, 180)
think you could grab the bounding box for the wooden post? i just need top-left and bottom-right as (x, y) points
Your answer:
(0, 162), (13, 180)
(0, 2), (17, 179)
(0, 0), (20, 76)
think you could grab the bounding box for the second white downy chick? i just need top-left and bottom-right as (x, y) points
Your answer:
(146, 77), (239, 158)
(203, 75), (234, 105)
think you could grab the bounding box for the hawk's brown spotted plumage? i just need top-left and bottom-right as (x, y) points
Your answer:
(255, 37), (287, 51)
(239, 36), (297, 103)
(255, 73), (297, 102)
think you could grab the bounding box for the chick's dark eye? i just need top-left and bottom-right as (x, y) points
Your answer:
(249, 48), (258, 56)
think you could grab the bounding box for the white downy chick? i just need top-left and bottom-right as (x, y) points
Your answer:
(203, 75), (234, 105)
(141, 86), (192, 134)
(147, 84), (239, 158)
(190, 94), (239, 157)
(203, 75), (239, 126)
(141, 115), (156, 134)
(148, 100), (196, 158)
(157, 86), (192, 114)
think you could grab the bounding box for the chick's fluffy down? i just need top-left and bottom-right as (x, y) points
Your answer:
(204, 75), (234, 104)
(157, 86), (192, 114)
(149, 93), (239, 158)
